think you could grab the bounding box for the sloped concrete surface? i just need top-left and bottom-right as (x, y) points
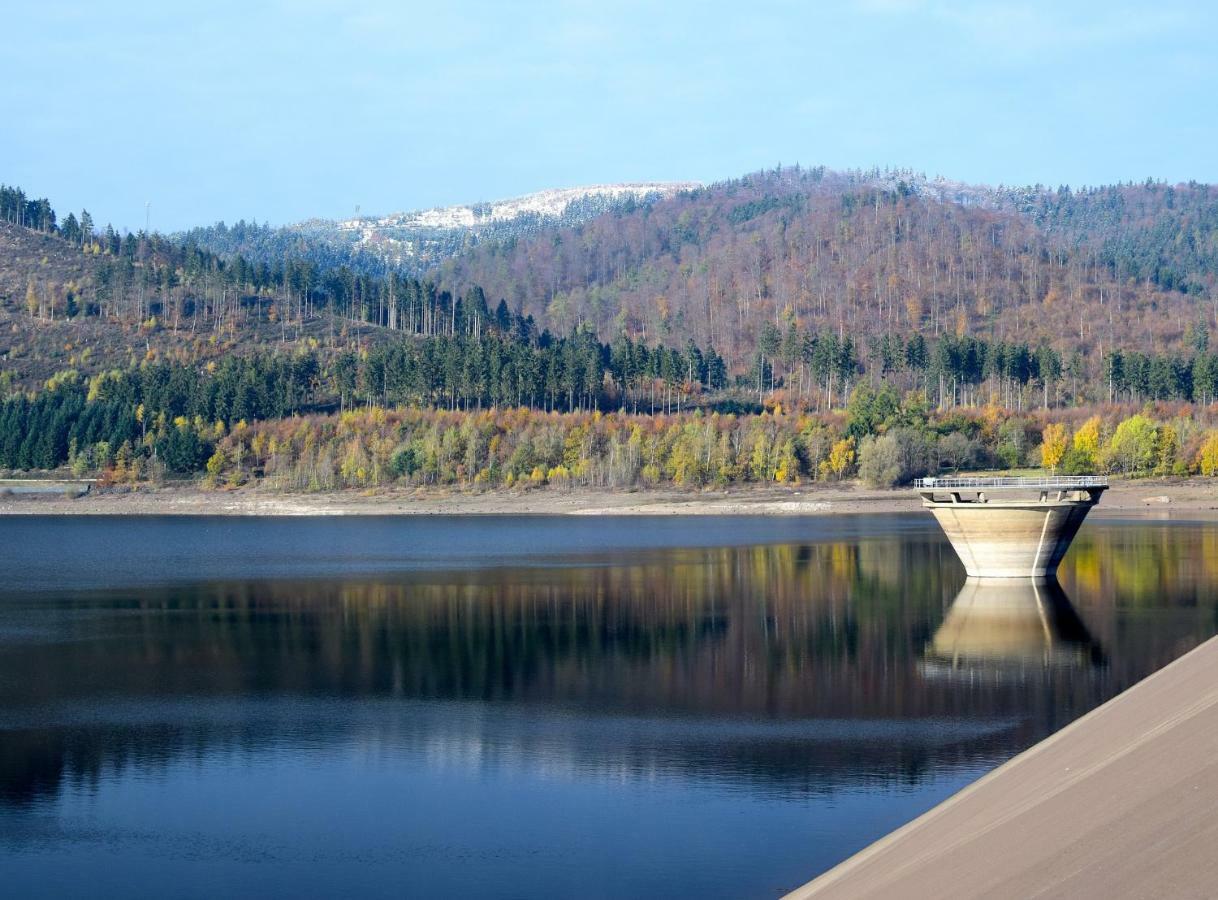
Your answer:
(785, 634), (1218, 899)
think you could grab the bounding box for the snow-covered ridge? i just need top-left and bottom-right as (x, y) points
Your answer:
(281, 182), (700, 272)
(855, 170), (1003, 209)
(334, 182), (700, 234)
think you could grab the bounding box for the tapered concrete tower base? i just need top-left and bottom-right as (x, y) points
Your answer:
(916, 477), (1107, 579)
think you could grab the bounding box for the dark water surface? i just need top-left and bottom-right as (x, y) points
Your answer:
(1, 514), (1216, 898)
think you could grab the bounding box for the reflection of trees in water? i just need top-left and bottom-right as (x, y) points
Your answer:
(1059, 525), (1218, 670)
(5, 536), (1210, 715)
(1065, 525), (1218, 611)
(2, 529), (1216, 808)
(3, 538), (972, 718)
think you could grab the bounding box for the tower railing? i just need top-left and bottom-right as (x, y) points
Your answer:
(914, 476), (1108, 490)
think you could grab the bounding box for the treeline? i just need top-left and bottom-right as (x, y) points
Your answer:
(762, 327), (1218, 411)
(6, 346), (1218, 489)
(10, 325), (1218, 480)
(0, 328), (730, 472)
(174, 219), (393, 280)
(197, 390), (1218, 492)
(350, 332), (727, 413)
(175, 188), (674, 280)
(0, 185), (60, 233)
(1105, 344), (1218, 405)
(6, 176), (1218, 417)
(6, 179), (725, 403)
(5, 180), (569, 345)
(756, 327), (1061, 410)
(0, 355), (319, 472)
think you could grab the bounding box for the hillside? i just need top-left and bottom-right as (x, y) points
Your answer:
(430, 168), (1216, 369)
(4, 177), (1218, 487)
(5, 168), (1218, 411)
(0, 221), (359, 388)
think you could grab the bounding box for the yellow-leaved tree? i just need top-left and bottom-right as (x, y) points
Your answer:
(1074, 417), (1101, 455)
(1040, 423), (1069, 472)
(820, 436), (856, 481)
(1073, 416), (1102, 459)
(773, 439), (799, 483)
(1154, 424), (1180, 476)
(1197, 432), (1218, 476)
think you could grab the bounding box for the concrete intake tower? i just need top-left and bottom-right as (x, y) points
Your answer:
(915, 476), (1108, 579)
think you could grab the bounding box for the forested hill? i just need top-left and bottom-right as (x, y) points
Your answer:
(6, 176), (1218, 487)
(430, 167), (1217, 367)
(0, 194), (730, 415)
(4, 170), (1218, 410)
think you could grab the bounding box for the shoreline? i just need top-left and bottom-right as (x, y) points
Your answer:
(0, 478), (1213, 517)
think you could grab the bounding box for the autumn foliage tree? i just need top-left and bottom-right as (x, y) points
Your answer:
(1039, 422), (1069, 472)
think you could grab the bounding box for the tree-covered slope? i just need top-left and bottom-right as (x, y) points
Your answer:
(430, 168), (1216, 368)
(1013, 180), (1218, 297)
(5, 170), (1218, 411)
(5, 177), (1218, 486)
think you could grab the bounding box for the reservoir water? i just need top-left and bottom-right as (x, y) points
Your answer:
(1, 514), (1215, 898)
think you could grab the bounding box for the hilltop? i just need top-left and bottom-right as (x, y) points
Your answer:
(179, 182), (697, 277)
(347, 182), (700, 230)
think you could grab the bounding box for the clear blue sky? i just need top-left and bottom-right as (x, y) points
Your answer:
(5, 0), (1215, 231)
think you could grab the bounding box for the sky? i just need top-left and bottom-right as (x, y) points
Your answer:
(4, 0), (1216, 231)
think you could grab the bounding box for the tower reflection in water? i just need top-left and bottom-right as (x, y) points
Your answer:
(922, 578), (1105, 679)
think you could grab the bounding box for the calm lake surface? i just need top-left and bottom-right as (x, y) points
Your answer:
(1, 514), (1216, 898)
